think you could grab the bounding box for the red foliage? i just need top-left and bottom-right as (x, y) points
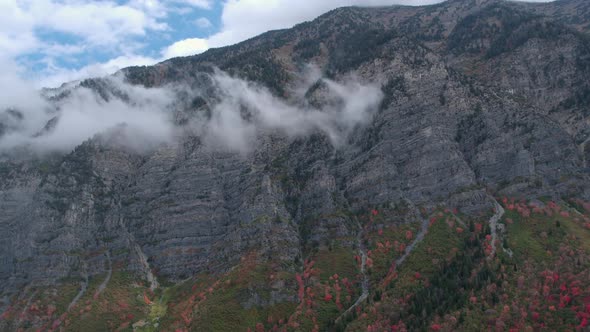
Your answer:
(516, 204), (531, 218)
(51, 319), (62, 330)
(46, 305), (56, 316)
(181, 308), (192, 325)
(398, 243), (406, 253)
(143, 292), (153, 305)
(334, 283), (342, 310)
(456, 227), (464, 234)
(324, 286), (333, 302)
(295, 274), (305, 302)
(475, 223), (483, 233)
(405, 230), (413, 241)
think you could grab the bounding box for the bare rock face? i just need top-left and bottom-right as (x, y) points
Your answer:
(1, 0), (590, 315)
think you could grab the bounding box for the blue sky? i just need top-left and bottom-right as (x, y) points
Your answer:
(0, 0), (553, 88)
(23, 1), (221, 71)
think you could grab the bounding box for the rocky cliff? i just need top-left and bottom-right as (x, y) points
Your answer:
(2, 0), (590, 331)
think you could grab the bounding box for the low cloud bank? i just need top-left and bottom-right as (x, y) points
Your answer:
(0, 65), (383, 155)
(201, 70), (383, 152)
(0, 74), (176, 153)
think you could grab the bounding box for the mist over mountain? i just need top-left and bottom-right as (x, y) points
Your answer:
(2, 0), (590, 331)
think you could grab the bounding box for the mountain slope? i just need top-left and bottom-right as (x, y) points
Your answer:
(1, 0), (590, 331)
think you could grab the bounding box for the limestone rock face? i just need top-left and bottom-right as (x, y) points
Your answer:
(1, 0), (590, 308)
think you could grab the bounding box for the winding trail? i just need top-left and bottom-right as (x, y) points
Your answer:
(335, 218), (368, 323)
(336, 202), (430, 324)
(395, 216), (429, 267)
(13, 289), (36, 332)
(94, 251), (112, 298)
(488, 198), (505, 258)
(67, 262), (89, 311)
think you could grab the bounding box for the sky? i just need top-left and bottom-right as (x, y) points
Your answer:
(1, 0), (554, 88)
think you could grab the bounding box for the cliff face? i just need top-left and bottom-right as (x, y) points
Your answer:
(1, 0), (590, 330)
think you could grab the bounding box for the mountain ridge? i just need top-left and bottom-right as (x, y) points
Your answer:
(1, 0), (590, 331)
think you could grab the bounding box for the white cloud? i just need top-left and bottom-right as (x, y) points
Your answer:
(0, 1), (39, 56)
(37, 54), (161, 88)
(0, 61), (382, 155)
(162, 38), (209, 59)
(172, 0), (213, 9)
(1, 0), (168, 52)
(44, 3), (163, 43)
(0, 56), (176, 153)
(191, 69), (384, 152)
(195, 17), (213, 29)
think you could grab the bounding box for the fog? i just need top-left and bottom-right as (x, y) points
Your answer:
(0, 63), (383, 155)
(201, 68), (383, 152)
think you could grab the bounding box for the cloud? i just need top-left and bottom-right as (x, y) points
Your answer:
(0, 57), (48, 134)
(0, 1), (39, 56)
(162, 38), (209, 59)
(195, 17), (213, 29)
(0, 0), (168, 54)
(0, 59), (176, 154)
(0, 62), (383, 155)
(36, 54), (161, 89)
(172, 0), (213, 9)
(200, 68), (383, 152)
(35, 1), (168, 45)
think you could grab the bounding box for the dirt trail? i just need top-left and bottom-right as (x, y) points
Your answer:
(337, 202), (431, 324)
(67, 262), (89, 311)
(335, 218), (368, 323)
(94, 251), (113, 298)
(13, 289), (37, 332)
(395, 216), (429, 267)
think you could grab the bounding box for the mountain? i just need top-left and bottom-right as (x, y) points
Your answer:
(2, 0), (590, 331)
